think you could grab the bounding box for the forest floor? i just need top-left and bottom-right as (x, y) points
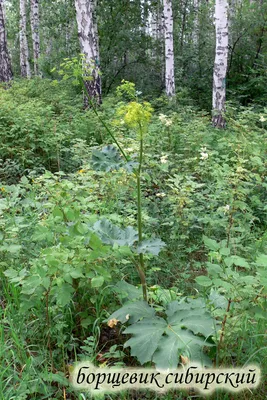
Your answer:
(0, 79), (267, 399)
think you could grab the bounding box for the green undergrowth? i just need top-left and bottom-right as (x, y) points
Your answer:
(0, 80), (267, 399)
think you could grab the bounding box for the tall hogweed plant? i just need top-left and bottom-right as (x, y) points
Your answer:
(78, 76), (219, 369)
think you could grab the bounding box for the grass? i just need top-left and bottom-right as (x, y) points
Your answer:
(0, 80), (267, 399)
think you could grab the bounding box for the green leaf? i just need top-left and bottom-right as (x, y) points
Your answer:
(65, 208), (77, 221)
(114, 281), (142, 301)
(195, 276), (212, 287)
(136, 238), (166, 255)
(91, 276), (104, 288)
(123, 298), (215, 368)
(256, 254), (267, 267)
(213, 279), (234, 290)
(224, 256), (249, 268)
(4, 268), (18, 279)
(91, 145), (123, 172)
(206, 263), (223, 275)
(241, 276), (258, 285)
(209, 289), (228, 309)
(203, 236), (220, 251)
(107, 300), (156, 324)
(124, 318), (166, 364)
(93, 219), (138, 246)
(56, 283), (74, 307)
(89, 233), (104, 250)
(53, 207), (64, 219)
(124, 161), (138, 172)
(6, 244), (22, 253)
(152, 333), (181, 369)
(219, 247), (230, 256)
(20, 176), (29, 184)
(21, 275), (42, 295)
(70, 269), (84, 279)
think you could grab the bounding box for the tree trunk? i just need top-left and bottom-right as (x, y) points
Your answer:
(162, 0), (175, 97)
(30, 0), (40, 76)
(74, 0), (101, 106)
(20, 0), (31, 78)
(192, 0), (199, 46)
(212, 0), (228, 128)
(0, 0), (12, 82)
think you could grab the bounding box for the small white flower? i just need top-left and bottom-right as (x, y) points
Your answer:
(200, 146), (209, 160)
(156, 192), (166, 198)
(200, 152), (209, 160)
(159, 113), (167, 123)
(165, 119), (173, 126)
(160, 155), (168, 164)
(259, 115), (266, 122)
(222, 204), (230, 214)
(125, 147), (134, 152)
(159, 114), (172, 126)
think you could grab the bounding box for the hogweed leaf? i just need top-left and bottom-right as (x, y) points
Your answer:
(136, 238), (166, 256)
(92, 145), (123, 172)
(93, 219), (138, 246)
(107, 300), (156, 324)
(124, 317), (166, 364)
(117, 298), (216, 368)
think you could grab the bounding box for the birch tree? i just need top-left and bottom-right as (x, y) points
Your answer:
(74, 0), (101, 105)
(162, 0), (175, 97)
(20, 0), (31, 77)
(212, 0), (229, 128)
(30, 0), (40, 76)
(0, 0), (12, 82)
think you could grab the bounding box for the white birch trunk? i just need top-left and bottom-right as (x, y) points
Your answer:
(30, 0), (40, 76)
(20, 0), (31, 78)
(0, 0), (12, 82)
(163, 0), (175, 97)
(212, 0), (229, 128)
(74, 0), (101, 105)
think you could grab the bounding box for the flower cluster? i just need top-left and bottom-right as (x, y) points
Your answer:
(159, 114), (173, 127)
(259, 115), (266, 123)
(222, 204), (230, 214)
(200, 147), (209, 160)
(156, 192), (166, 198)
(116, 101), (153, 134)
(160, 154), (168, 164)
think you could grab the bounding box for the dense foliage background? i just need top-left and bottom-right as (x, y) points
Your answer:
(0, 0), (267, 399)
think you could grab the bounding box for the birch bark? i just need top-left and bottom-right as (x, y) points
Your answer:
(74, 0), (101, 105)
(212, 0), (229, 128)
(163, 0), (175, 97)
(20, 0), (31, 77)
(30, 0), (40, 76)
(0, 0), (12, 82)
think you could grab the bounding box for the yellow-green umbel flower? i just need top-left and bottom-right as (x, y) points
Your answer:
(116, 101), (153, 137)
